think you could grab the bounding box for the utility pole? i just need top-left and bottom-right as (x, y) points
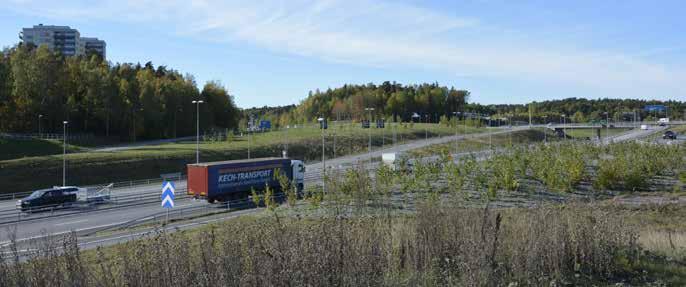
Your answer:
(192, 100), (204, 163)
(62, 121), (68, 187)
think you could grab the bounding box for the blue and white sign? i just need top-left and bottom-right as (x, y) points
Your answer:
(161, 181), (175, 208)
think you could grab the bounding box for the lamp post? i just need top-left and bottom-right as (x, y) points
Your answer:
(604, 112), (609, 143)
(62, 121), (68, 187)
(424, 114), (429, 141)
(488, 117), (493, 149)
(365, 108), (374, 154)
(38, 114), (43, 138)
(452, 112), (458, 154)
(543, 115), (548, 143)
(192, 100), (204, 163)
(317, 117), (326, 193)
(561, 114), (566, 141)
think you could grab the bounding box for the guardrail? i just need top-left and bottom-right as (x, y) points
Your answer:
(0, 175), (187, 201)
(0, 187), (192, 226)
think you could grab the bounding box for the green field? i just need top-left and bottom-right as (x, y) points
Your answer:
(0, 123), (486, 194)
(0, 138), (84, 161)
(409, 128), (556, 157)
(563, 127), (632, 139)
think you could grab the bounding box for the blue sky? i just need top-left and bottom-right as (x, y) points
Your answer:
(1, 0), (685, 108)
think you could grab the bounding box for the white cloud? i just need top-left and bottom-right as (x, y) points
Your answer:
(7, 0), (686, 99)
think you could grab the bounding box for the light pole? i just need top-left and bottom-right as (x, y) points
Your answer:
(38, 114), (43, 138)
(365, 108), (374, 154)
(604, 112), (609, 142)
(452, 112), (458, 153)
(317, 117), (326, 193)
(62, 121), (68, 187)
(424, 114), (429, 141)
(561, 114), (566, 140)
(285, 125), (289, 158)
(488, 117), (492, 149)
(543, 115), (548, 143)
(192, 100), (204, 163)
(381, 118), (385, 149)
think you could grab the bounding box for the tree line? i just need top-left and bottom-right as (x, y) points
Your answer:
(0, 44), (239, 141)
(246, 86), (684, 128)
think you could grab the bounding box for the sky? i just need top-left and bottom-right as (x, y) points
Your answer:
(1, 0), (685, 108)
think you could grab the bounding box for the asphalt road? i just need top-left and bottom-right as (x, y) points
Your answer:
(0, 124), (665, 251)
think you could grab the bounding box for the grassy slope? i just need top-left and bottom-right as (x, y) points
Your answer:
(564, 127), (631, 139)
(0, 123), (483, 194)
(408, 128), (555, 157)
(0, 138), (83, 161)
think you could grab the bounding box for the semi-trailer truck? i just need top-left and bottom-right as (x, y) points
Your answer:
(187, 157), (305, 203)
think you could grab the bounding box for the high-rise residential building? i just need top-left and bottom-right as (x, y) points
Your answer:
(19, 24), (106, 59)
(79, 37), (106, 59)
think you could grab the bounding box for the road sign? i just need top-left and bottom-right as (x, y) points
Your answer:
(161, 181), (175, 209)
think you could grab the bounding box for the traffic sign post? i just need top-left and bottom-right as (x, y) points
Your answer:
(161, 181), (175, 224)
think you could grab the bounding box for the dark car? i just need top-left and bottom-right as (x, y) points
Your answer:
(663, 131), (677, 140)
(16, 187), (78, 212)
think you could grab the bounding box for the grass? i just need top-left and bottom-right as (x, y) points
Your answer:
(0, 202), (645, 286)
(408, 128), (554, 157)
(2, 141), (686, 285)
(0, 138), (84, 160)
(0, 123), (486, 194)
(563, 127), (632, 139)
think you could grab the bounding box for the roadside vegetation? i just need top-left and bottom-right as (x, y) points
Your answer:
(2, 140), (685, 286)
(0, 138), (84, 161)
(0, 123), (485, 194)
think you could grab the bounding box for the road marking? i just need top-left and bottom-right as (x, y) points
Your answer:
(55, 219), (88, 226)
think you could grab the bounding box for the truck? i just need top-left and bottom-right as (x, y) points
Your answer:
(187, 157), (305, 203)
(658, 118), (670, 126)
(381, 152), (413, 172)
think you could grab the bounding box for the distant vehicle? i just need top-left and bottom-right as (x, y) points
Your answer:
(663, 131), (677, 140)
(640, 124), (649, 130)
(16, 186), (80, 212)
(658, 118), (670, 124)
(382, 152), (413, 172)
(187, 157), (305, 203)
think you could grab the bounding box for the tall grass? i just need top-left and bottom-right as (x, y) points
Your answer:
(0, 203), (640, 286)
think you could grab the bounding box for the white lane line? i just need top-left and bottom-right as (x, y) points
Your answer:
(55, 219), (88, 226)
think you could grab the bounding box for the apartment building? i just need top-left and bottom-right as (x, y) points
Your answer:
(20, 24), (106, 59)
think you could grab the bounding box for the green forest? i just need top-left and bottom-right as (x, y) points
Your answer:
(252, 86), (685, 128)
(2, 44), (684, 142)
(0, 44), (239, 140)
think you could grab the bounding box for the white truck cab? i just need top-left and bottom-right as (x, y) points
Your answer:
(291, 160), (306, 193)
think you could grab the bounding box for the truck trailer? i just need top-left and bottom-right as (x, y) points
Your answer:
(187, 157), (305, 203)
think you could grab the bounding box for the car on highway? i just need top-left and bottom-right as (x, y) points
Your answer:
(663, 131), (677, 140)
(16, 186), (81, 212)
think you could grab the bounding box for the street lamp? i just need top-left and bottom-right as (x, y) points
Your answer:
(192, 100), (204, 163)
(424, 113), (429, 140)
(542, 115), (548, 143)
(561, 114), (566, 140)
(365, 108), (374, 154)
(62, 121), (68, 187)
(603, 112), (609, 142)
(452, 112), (459, 153)
(317, 117), (326, 193)
(38, 114), (43, 138)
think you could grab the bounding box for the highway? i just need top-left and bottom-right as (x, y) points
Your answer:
(0, 124), (666, 252)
